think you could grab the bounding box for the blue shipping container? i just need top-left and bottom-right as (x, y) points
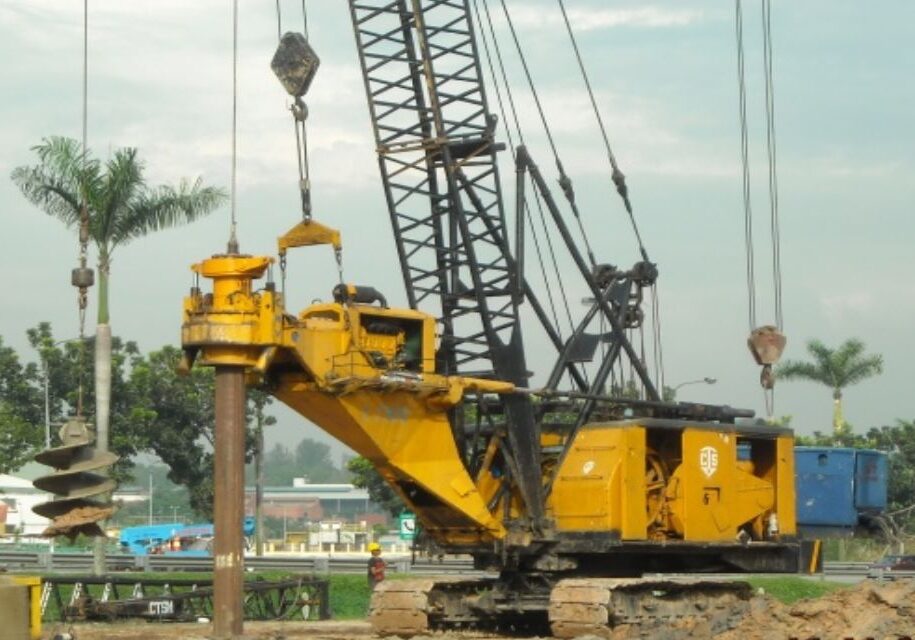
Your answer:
(853, 450), (888, 512)
(795, 447), (887, 531)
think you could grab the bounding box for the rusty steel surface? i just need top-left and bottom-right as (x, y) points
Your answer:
(213, 366), (247, 638)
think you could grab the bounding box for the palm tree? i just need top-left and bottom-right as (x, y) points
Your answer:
(12, 136), (225, 568)
(777, 338), (883, 435)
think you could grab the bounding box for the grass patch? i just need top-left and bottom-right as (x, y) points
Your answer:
(328, 574), (372, 619)
(747, 576), (848, 604)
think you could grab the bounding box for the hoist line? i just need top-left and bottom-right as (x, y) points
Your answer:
(76, 0), (90, 417)
(762, 0), (783, 330)
(554, 0), (665, 389)
(476, 0), (577, 343)
(275, 0), (282, 40)
(734, 0), (757, 331)
(497, 0), (598, 272)
(301, 0), (309, 38)
(472, 0), (515, 150)
(555, 0), (649, 264)
(476, 0), (566, 339)
(650, 285), (666, 394)
(228, 0), (239, 248)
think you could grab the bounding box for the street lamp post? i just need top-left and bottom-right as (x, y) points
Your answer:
(673, 377), (717, 393)
(39, 338), (83, 450)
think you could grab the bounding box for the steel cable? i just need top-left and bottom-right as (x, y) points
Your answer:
(477, 0), (576, 345)
(497, 0), (598, 271)
(762, 0), (783, 330)
(735, 0), (757, 331)
(555, 0), (649, 263)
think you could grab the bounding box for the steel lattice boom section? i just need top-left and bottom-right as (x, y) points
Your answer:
(349, 0), (523, 381)
(350, 0), (546, 522)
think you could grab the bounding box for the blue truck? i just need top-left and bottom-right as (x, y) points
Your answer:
(119, 516), (256, 556)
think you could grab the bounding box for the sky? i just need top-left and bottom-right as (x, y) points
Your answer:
(1, 1), (913, 464)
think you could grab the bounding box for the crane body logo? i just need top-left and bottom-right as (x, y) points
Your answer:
(699, 446), (719, 478)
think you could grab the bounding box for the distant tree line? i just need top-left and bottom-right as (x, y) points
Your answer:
(0, 323), (348, 520)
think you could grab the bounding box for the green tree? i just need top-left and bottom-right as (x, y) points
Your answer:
(127, 345), (219, 517)
(777, 339), (883, 436)
(862, 420), (915, 523)
(0, 402), (38, 474)
(0, 325), (141, 476)
(294, 438), (349, 483)
(346, 456), (404, 517)
(0, 336), (43, 471)
(126, 345), (268, 518)
(113, 463), (194, 527)
(11, 136), (225, 496)
(24, 323), (142, 481)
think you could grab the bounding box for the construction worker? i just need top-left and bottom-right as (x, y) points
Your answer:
(367, 542), (386, 589)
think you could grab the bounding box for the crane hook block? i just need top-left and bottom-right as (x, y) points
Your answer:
(747, 325), (786, 366)
(271, 32), (320, 98)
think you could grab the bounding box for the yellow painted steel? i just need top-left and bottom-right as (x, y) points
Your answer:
(277, 219), (342, 253)
(182, 236), (796, 551)
(182, 247), (510, 545)
(9, 576), (41, 639)
(549, 422), (795, 543)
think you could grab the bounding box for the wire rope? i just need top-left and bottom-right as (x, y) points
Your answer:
(650, 285), (666, 395)
(228, 0), (239, 252)
(301, 0), (309, 39)
(477, 0), (575, 342)
(734, 0), (757, 331)
(761, 0), (783, 330)
(555, 0), (649, 263)
(76, 0), (90, 417)
(497, 0), (598, 271)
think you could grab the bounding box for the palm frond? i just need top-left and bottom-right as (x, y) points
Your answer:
(838, 354), (884, 387)
(776, 360), (832, 385)
(833, 339), (865, 380)
(112, 177), (226, 246)
(10, 136), (100, 226)
(96, 147), (144, 247)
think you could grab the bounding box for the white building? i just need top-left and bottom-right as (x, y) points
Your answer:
(0, 474), (50, 536)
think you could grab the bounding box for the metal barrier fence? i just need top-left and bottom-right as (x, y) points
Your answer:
(40, 574), (330, 622)
(4, 551), (912, 579)
(0, 550), (475, 575)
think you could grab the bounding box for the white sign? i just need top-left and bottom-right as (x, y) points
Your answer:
(148, 600), (175, 616)
(699, 446), (719, 478)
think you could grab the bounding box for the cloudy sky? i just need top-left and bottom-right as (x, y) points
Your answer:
(1, 1), (912, 461)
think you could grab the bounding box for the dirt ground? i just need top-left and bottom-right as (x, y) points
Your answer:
(42, 579), (915, 640)
(718, 578), (915, 640)
(39, 621), (506, 640)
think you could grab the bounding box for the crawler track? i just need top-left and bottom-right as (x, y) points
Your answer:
(549, 578), (753, 639)
(369, 579), (436, 636)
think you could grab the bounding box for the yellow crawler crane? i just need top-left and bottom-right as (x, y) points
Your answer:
(181, 220), (813, 638)
(183, 2), (815, 634)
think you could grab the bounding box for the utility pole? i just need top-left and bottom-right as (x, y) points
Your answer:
(148, 472), (154, 525)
